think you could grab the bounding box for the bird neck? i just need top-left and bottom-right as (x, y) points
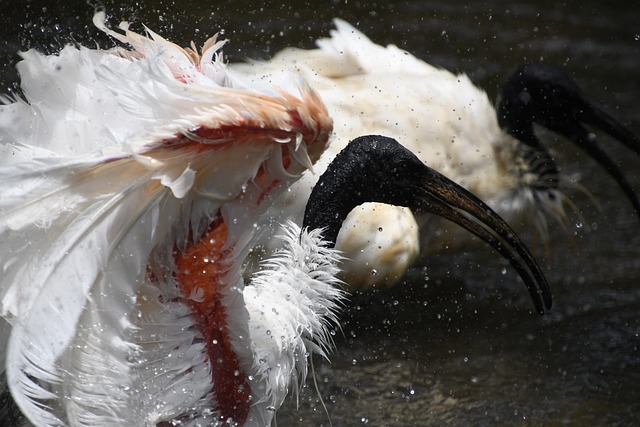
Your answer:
(302, 169), (368, 247)
(302, 136), (433, 246)
(502, 124), (560, 191)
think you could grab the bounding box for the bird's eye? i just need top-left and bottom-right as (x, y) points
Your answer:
(396, 160), (410, 172)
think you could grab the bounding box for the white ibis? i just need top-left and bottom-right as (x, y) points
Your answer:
(237, 19), (640, 289)
(0, 13), (552, 427)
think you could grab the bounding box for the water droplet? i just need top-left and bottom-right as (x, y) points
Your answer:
(575, 222), (583, 229)
(371, 269), (378, 276)
(501, 267), (507, 275)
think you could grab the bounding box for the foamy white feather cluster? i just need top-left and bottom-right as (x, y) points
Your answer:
(243, 222), (344, 425)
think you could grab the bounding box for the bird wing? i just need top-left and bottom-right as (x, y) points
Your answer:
(0, 147), (171, 425)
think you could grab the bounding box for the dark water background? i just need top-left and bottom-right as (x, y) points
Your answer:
(0, 0), (639, 425)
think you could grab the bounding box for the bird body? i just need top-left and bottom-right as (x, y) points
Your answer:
(237, 19), (639, 288)
(234, 20), (527, 286)
(0, 14), (554, 427)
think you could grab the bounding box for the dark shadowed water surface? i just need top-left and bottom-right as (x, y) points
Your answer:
(0, 1), (639, 425)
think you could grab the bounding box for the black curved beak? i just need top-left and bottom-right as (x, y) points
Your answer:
(414, 168), (552, 314)
(564, 95), (640, 219)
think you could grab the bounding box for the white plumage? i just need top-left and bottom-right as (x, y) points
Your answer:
(238, 19), (638, 289)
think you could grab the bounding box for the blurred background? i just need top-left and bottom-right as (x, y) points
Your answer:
(0, 0), (639, 425)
